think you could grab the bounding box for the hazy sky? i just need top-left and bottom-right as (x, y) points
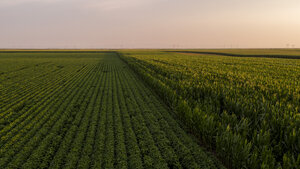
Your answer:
(1, 0), (300, 48)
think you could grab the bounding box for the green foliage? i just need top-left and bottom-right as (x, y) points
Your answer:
(0, 51), (223, 169)
(120, 50), (300, 169)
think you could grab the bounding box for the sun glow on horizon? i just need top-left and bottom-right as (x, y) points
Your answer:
(1, 0), (300, 48)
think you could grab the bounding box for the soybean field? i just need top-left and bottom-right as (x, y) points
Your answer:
(120, 50), (300, 169)
(0, 51), (224, 169)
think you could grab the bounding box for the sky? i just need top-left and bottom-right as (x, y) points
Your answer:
(0, 0), (300, 48)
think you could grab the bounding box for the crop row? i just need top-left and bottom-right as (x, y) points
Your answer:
(0, 66), (84, 129)
(0, 57), (96, 130)
(113, 56), (223, 168)
(0, 64), (94, 146)
(0, 64), (73, 111)
(0, 52), (223, 168)
(0, 62), (100, 168)
(119, 51), (300, 169)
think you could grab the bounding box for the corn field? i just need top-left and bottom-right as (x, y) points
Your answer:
(119, 50), (300, 169)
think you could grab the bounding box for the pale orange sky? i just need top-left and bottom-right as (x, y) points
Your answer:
(1, 0), (300, 48)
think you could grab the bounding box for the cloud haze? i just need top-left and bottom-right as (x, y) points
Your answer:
(0, 0), (300, 48)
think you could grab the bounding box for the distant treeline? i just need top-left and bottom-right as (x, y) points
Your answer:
(168, 50), (300, 59)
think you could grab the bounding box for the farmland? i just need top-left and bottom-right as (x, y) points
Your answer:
(120, 50), (300, 169)
(0, 51), (224, 169)
(0, 50), (299, 169)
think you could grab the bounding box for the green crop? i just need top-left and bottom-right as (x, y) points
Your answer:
(0, 51), (223, 169)
(119, 49), (300, 169)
